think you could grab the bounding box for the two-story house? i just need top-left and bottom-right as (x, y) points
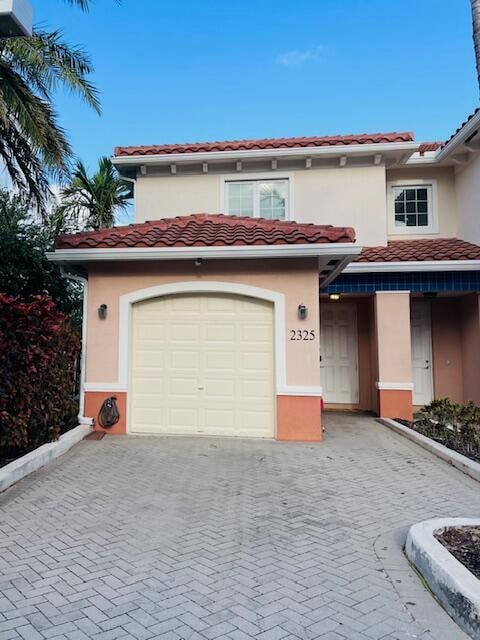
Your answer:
(49, 109), (480, 442)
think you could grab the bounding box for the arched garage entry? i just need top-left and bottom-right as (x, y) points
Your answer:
(120, 282), (285, 438)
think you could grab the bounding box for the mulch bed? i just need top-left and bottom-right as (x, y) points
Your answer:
(394, 418), (480, 464)
(435, 526), (480, 580)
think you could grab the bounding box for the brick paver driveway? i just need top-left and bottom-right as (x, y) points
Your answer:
(1, 413), (479, 640)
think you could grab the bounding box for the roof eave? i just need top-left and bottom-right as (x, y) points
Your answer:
(345, 260), (480, 273)
(112, 141), (420, 169)
(435, 110), (480, 162)
(47, 243), (362, 263)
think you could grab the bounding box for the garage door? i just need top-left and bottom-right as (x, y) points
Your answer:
(130, 293), (275, 437)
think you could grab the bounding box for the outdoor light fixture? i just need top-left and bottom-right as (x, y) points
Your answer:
(194, 258), (203, 267)
(98, 304), (108, 320)
(329, 294), (341, 301)
(298, 304), (308, 320)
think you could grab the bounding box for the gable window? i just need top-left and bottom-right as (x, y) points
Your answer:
(226, 179), (288, 219)
(389, 182), (437, 234)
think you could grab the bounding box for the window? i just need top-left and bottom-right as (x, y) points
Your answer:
(226, 179), (288, 219)
(389, 182), (437, 234)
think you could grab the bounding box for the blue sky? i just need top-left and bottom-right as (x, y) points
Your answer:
(38, 0), (478, 170)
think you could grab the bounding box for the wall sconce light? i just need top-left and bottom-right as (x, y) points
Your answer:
(98, 304), (108, 320)
(329, 294), (341, 301)
(298, 304), (308, 320)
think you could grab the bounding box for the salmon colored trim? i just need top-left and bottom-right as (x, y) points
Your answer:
(85, 392), (323, 441)
(378, 389), (413, 421)
(277, 395), (322, 441)
(85, 391), (127, 435)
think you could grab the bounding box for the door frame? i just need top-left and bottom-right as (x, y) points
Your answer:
(320, 301), (359, 405)
(410, 299), (434, 406)
(120, 281), (285, 435)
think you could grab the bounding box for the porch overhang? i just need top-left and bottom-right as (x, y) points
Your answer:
(345, 260), (480, 273)
(47, 243), (362, 286)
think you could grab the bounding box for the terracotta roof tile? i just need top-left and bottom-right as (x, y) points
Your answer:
(114, 132), (414, 157)
(418, 141), (443, 155)
(55, 213), (356, 250)
(356, 238), (480, 263)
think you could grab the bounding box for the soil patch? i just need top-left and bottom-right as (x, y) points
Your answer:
(394, 418), (480, 464)
(435, 526), (480, 580)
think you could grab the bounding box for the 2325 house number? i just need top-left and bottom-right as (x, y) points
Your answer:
(289, 329), (316, 341)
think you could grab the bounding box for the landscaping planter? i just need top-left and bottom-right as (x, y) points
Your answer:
(379, 418), (480, 483)
(406, 518), (480, 640)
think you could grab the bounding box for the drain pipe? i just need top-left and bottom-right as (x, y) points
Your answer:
(60, 266), (93, 426)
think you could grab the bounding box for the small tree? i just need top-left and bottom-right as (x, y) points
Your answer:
(0, 190), (82, 322)
(57, 157), (132, 230)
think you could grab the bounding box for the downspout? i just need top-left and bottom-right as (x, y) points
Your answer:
(60, 266), (93, 426)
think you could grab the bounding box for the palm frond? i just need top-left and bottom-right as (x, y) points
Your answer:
(58, 157), (132, 230)
(1, 30), (101, 114)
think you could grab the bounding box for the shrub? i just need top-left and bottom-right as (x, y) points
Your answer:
(0, 295), (80, 459)
(414, 398), (480, 462)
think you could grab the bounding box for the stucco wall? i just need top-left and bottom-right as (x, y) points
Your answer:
(460, 293), (480, 404)
(374, 292), (412, 382)
(85, 258), (321, 390)
(134, 165), (388, 246)
(386, 167), (457, 240)
(455, 155), (480, 245)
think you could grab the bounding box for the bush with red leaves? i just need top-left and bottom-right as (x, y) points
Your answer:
(0, 295), (80, 460)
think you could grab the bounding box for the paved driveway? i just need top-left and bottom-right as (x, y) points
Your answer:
(1, 414), (479, 640)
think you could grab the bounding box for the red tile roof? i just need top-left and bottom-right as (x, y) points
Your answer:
(114, 132), (414, 157)
(55, 214), (356, 250)
(356, 238), (480, 263)
(418, 141), (443, 155)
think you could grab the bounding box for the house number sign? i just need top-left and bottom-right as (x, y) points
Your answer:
(289, 329), (316, 341)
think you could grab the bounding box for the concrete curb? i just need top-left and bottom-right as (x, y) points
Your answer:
(378, 418), (480, 483)
(405, 518), (480, 640)
(0, 424), (92, 493)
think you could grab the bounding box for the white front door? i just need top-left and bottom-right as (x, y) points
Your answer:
(320, 303), (358, 404)
(410, 300), (433, 406)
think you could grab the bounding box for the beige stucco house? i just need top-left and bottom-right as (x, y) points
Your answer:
(49, 109), (480, 441)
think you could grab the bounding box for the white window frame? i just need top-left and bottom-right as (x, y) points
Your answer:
(387, 178), (438, 235)
(220, 172), (294, 220)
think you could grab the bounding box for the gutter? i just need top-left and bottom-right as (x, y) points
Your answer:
(435, 110), (480, 162)
(47, 243), (362, 263)
(111, 141), (420, 168)
(345, 260), (480, 273)
(59, 267), (92, 427)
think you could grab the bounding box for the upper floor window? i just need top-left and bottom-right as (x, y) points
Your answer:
(226, 179), (288, 219)
(389, 181), (437, 234)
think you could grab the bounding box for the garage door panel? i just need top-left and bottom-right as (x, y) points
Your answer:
(170, 351), (200, 369)
(205, 351), (234, 369)
(205, 323), (235, 342)
(168, 408), (198, 428)
(171, 323), (201, 341)
(241, 352), (272, 371)
(130, 293), (274, 437)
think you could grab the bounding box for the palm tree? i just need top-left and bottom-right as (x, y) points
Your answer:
(57, 157), (132, 230)
(472, 0), (480, 91)
(0, 29), (100, 211)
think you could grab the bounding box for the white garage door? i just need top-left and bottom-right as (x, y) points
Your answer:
(130, 293), (275, 437)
